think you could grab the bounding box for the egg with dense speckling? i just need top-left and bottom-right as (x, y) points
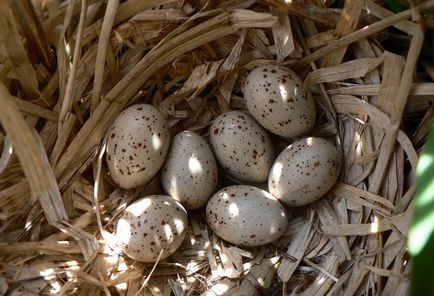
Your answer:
(243, 64), (316, 138)
(161, 131), (218, 210)
(116, 195), (188, 262)
(106, 104), (170, 189)
(206, 185), (287, 246)
(210, 111), (274, 183)
(268, 137), (340, 206)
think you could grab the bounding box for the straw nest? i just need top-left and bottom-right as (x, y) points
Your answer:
(0, 0), (434, 295)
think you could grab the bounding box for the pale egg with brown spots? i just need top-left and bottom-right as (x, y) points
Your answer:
(206, 185), (288, 246)
(243, 64), (316, 138)
(116, 195), (188, 262)
(268, 137), (341, 206)
(210, 111), (274, 183)
(161, 131), (218, 210)
(106, 104), (170, 189)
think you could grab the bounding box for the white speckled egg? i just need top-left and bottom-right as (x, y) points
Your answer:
(243, 64), (316, 138)
(161, 131), (218, 210)
(210, 111), (274, 183)
(268, 137), (340, 206)
(116, 195), (188, 262)
(206, 185), (287, 246)
(106, 104), (170, 189)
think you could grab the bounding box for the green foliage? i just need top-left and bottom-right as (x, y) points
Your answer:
(386, 0), (407, 12)
(409, 126), (434, 296)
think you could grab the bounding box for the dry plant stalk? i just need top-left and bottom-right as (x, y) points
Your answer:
(0, 0), (433, 295)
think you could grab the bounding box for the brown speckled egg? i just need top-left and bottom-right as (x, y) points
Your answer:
(116, 195), (188, 262)
(206, 185), (287, 246)
(209, 111), (274, 183)
(268, 137), (340, 206)
(243, 64), (316, 138)
(161, 131), (218, 210)
(106, 104), (170, 189)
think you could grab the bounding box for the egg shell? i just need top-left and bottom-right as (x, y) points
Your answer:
(243, 64), (316, 138)
(268, 137), (340, 206)
(161, 131), (218, 210)
(209, 111), (274, 183)
(206, 185), (288, 246)
(116, 195), (188, 262)
(106, 104), (170, 189)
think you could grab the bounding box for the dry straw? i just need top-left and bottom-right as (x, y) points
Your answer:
(0, 0), (433, 295)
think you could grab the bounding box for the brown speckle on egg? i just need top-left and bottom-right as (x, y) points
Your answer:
(209, 111), (274, 183)
(106, 104), (170, 189)
(206, 185), (287, 247)
(161, 131), (218, 210)
(116, 195), (187, 263)
(268, 137), (341, 206)
(243, 64), (316, 137)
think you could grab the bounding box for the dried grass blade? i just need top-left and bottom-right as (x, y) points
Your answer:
(49, 113), (77, 166)
(0, 83), (97, 259)
(382, 248), (407, 294)
(57, 0), (76, 104)
(322, 210), (409, 236)
(262, 0), (340, 27)
(364, 0), (417, 35)
(0, 180), (31, 215)
(332, 182), (395, 209)
(131, 9), (186, 22)
(81, 0), (180, 45)
(291, 0), (434, 68)
(321, 0), (364, 67)
(365, 265), (405, 278)
(270, 7), (294, 61)
(374, 52), (405, 116)
(219, 29), (247, 109)
(0, 241), (82, 255)
(59, 0), (88, 129)
(13, 97), (58, 121)
(0, 2), (39, 99)
(301, 253), (340, 295)
(0, 82), (68, 224)
(331, 95), (418, 170)
(321, 220), (392, 236)
(306, 30), (336, 48)
(315, 200), (352, 261)
(277, 217), (313, 282)
(8, 0), (56, 70)
(369, 27), (424, 194)
(230, 9), (277, 28)
(329, 83), (434, 96)
(305, 57), (383, 87)
(0, 137), (13, 176)
(91, 0), (120, 113)
(235, 256), (279, 295)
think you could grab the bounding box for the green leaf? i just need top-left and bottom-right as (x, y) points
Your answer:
(386, 0), (407, 12)
(409, 125), (434, 296)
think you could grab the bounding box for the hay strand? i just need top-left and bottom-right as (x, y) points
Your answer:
(0, 0), (432, 294)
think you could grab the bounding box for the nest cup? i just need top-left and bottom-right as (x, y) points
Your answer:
(0, 0), (433, 295)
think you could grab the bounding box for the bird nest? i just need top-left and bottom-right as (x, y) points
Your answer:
(0, 0), (434, 295)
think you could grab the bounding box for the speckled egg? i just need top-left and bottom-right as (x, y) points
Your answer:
(268, 137), (340, 206)
(116, 195), (188, 262)
(106, 104), (170, 189)
(206, 185), (287, 246)
(243, 64), (316, 138)
(209, 111), (274, 183)
(161, 131), (218, 210)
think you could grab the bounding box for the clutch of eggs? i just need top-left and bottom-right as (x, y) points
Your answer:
(108, 65), (342, 262)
